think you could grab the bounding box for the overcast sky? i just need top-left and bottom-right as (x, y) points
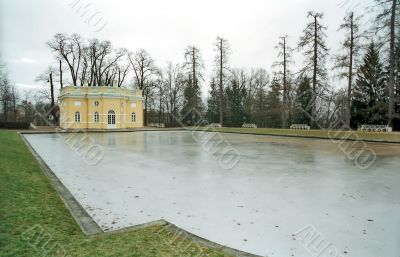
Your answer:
(0, 0), (375, 97)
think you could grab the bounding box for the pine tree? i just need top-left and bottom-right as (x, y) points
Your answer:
(250, 69), (269, 127)
(352, 42), (387, 126)
(265, 76), (282, 128)
(396, 38), (400, 96)
(394, 36), (400, 129)
(207, 78), (220, 123)
(374, 0), (399, 127)
(294, 76), (312, 125)
(181, 74), (203, 125)
(225, 76), (246, 127)
(181, 46), (204, 124)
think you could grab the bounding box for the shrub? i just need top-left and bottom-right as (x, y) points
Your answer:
(0, 122), (30, 129)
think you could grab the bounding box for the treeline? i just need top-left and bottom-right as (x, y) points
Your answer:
(0, 65), (19, 122)
(206, 3), (400, 130)
(4, 1), (398, 130)
(0, 63), (59, 125)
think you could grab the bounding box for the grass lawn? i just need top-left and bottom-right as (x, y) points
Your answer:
(195, 127), (400, 143)
(0, 130), (231, 257)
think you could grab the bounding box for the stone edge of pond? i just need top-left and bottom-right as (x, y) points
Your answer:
(19, 132), (262, 257)
(18, 128), (400, 144)
(20, 133), (103, 235)
(108, 221), (262, 257)
(18, 128), (187, 134)
(191, 129), (400, 144)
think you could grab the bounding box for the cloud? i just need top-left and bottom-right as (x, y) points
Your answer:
(15, 83), (41, 88)
(12, 57), (37, 64)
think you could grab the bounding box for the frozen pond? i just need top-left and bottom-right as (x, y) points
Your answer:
(24, 131), (400, 257)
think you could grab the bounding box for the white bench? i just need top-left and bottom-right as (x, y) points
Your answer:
(358, 124), (392, 132)
(209, 123), (222, 128)
(290, 124), (310, 130)
(242, 123), (257, 128)
(148, 123), (165, 128)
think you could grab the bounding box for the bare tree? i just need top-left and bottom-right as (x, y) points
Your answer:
(114, 59), (130, 87)
(251, 69), (270, 127)
(47, 33), (83, 87)
(20, 92), (35, 122)
(59, 59), (63, 88)
(164, 62), (185, 121)
(274, 35), (294, 128)
(128, 49), (154, 125)
(182, 45), (204, 123)
(374, 0), (399, 127)
(334, 12), (363, 128)
(298, 11), (329, 128)
(0, 67), (11, 121)
(128, 49), (153, 90)
(214, 37), (230, 126)
(152, 68), (167, 123)
(10, 86), (19, 121)
(96, 43), (125, 87)
(36, 67), (59, 124)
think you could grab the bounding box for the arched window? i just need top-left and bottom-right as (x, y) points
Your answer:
(107, 110), (116, 125)
(131, 112), (136, 122)
(94, 112), (99, 123)
(74, 112), (80, 123)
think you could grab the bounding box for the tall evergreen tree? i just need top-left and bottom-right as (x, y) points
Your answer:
(294, 76), (312, 125)
(298, 11), (329, 128)
(394, 34), (400, 129)
(225, 74), (246, 127)
(207, 78), (220, 123)
(396, 38), (400, 96)
(265, 76), (282, 128)
(374, 0), (399, 127)
(181, 74), (203, 124)
(182, 46), (204, 124)
(249, 69), (269, 127)
(352, 42), (387, 126)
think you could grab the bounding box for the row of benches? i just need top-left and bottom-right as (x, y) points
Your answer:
(148, 123), (165, 128)
(358, 124), (392, 132)
(290, 124), (311, 130)
(209, 123), (222, 128)
(242, 123), (258, 128)
(204, 123), (394, 132)
(208, 123), (258, 128)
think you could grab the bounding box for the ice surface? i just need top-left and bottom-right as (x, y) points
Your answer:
(24, 131), (400, 257)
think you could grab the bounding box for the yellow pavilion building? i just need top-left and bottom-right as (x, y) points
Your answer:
(59, 86), (144, 130)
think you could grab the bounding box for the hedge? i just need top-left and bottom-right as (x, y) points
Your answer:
(0, 122), (30, 129)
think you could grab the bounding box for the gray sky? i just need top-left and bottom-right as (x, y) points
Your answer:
(0, 0), (375, 96)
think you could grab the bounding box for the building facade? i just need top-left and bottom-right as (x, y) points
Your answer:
(59, 86), (144, 130)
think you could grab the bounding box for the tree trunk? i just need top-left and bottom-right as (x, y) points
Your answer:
(388, 0), (397, 127)
(282, 37), (288, 129)
(49, 72), (58, 124)
(192, 48), (197, 124)
(312, 14), (318, 129)
(59, 59), (63, 89)
(158, 97), (162, 124)
(219, 39), (224, 127)
(12, 93), (17, 121)
(3, 100), (7, 122)
(347, 13), (354, 129)
(144, 93), (148, 126)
